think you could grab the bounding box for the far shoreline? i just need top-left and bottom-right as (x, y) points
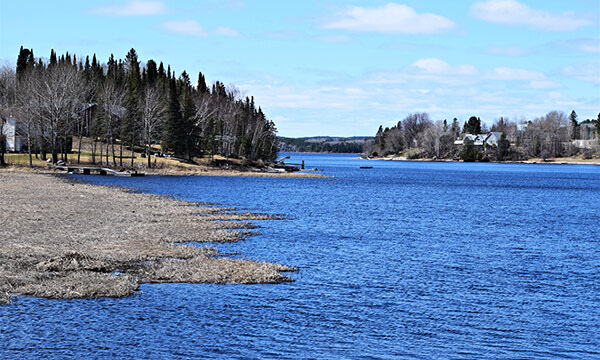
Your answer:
(360, 155), (600, 166)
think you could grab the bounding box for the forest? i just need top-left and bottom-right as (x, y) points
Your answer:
(278, 136), (369, 153)
(0, 47), (278, 167)
(364, 111), (600, 162)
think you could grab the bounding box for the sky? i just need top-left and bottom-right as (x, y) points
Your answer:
(0, 0), (599, 137)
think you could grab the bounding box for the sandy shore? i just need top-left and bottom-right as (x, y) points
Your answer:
(0, 171), (296, 305)
(146, 166), (330, 177)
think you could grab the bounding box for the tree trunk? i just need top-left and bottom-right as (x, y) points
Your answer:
(91, 139), (96, 164)
(0, 134), (6, 166)
(27, 134), (32, 167)
(77, 134), (83, 164)
(51, 134), (58, 164)
(99, 139), (103, 166)
(147, 129), (152, 168)
(119, 141), (123, 167)
(111, 138), (116, 166)
(130, 134), (135, 168)
(64, 137), (68, 163)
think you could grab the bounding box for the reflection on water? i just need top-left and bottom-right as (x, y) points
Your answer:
(2, 154), (600, 359)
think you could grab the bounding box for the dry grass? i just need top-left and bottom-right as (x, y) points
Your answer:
(0, 171), (297, 305)
(3, 153), (330, 178)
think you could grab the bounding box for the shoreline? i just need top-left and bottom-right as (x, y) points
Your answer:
(364, 155), (600, 166)
(0, 170), (297, 305)
(0, 163), (331, 178)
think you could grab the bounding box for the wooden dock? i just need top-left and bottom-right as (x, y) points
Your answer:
(274, 156), (304, 172)
(54, 165), (145, 177)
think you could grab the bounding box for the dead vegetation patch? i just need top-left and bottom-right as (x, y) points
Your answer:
(0, 171), (296, 305)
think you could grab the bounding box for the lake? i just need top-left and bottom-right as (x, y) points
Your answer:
(2, 153), (600, 359)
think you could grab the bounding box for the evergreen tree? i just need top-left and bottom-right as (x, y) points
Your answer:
(16, 46), (33, 81)
(197, 71), (208, 94)
(146, 59), (158, 87)
(459, 138), (479, 162)
(161, 77), (185, 155)
(451, 118), (460, 138)
(374, 125), (384, 155)
(49, 49), (58, 67)
(569, 110), (579, 139)
(463, 116), (482, 135)
(180, 72), (198, 159)
(122, 48), (141, 166)
(158, 62), (165, 79)
(498, 133), (510, 160)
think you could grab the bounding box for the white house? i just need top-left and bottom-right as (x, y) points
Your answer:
(454, 132), (504, 150)
(1, 117), (26, 152)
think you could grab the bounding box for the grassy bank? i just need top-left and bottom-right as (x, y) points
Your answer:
(0, 171), (296, 305)
(2, 152), (329, 178)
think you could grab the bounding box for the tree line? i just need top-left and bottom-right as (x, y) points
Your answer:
(278, 137), (367, 153)
(0, 46), (278, 167)
(365, 111), (600, 161)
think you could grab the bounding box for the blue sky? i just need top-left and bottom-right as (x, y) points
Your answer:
(1, 0), (599, 137)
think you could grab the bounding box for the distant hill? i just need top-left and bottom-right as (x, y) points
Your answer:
(278, 136), (372, 153)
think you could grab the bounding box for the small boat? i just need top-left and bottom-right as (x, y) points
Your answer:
(359, 166), (373, 169)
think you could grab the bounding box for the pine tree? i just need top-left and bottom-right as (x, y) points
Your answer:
(122, 48), (141, 166)
(197, 71), (208, 94)
(463, 116), (482, 135)
(498, 133), (510, 160)
(451, 118), (460, 138)
(180, 73), (197, 159)
(569, 110), (579, 139)
(146, 59), (158, 86)
(16, 46), (33, 81)
(49, 49), (57, 67)
(374, 125), (384, 155)
(161, 77), (185, 155)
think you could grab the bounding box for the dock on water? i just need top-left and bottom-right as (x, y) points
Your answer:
(54, 165), (145, 177)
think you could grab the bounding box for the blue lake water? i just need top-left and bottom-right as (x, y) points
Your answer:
(2, 153), (600, 359)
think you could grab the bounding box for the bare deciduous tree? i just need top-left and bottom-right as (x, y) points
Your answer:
(140, 86), (165, 168)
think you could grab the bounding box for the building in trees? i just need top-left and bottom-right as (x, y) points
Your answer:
(454, 132), (504, 150)
(1, 117), (26, 152)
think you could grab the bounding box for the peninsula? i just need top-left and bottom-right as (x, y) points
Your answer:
(0, 171), (296, 305)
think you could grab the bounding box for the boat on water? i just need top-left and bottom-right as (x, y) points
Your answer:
(360, 166), (373, 169)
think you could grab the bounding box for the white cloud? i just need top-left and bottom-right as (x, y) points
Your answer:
(563, 60), (600, 84)
(215, 26), (240, 37)
(576, 39), (600, 53)
(90, 1), (166, 16)
(487, 67), (546, 81)
(526, 80), (561, 89)
(410, 58), (478, 76)
(553, 38), (600, 54)
(159, 20), (208, 37)
(324, 3), (456, 34)
(369, 59), (549, 87)
(470, 0), (594, 31)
